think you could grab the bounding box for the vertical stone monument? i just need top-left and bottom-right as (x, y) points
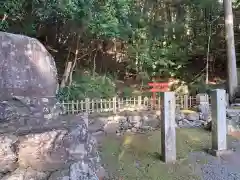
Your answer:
(210, 89), (232, 156)
(161, 92), (176, 163)
(196, 93), (210, 122)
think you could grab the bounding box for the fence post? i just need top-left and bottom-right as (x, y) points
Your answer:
(76, 100), (79, 113)
(71, 100), (74, 114)
(158, 96), (161, 110)
(91, 99), (95, 113)
(183, 94), (189, 109)
(210, 89), (231, 156)
(160, 92), (176, 163)
(62, 100), (66, 114)
(138, 96), (142, 107)
(118, 98), (121, 111)
(180, 96), (184, 109)
(85, 98), (90, 113)
(113, 97), (117, 113)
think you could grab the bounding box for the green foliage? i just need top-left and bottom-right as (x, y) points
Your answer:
(0, 20), (8, 31)
(188, 78), (219, 95)
(89, 0), (132, 38)
(1, 0), (229, 97)
(121, 87), (134, 97)
(57, 74), (116, 101)
(189, 81), (211, 95)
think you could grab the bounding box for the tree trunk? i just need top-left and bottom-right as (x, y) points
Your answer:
(175, 3), (184, 41)
(69, 35), (80, 86)
(224, 0), (238, 102)
(60, 47), (73, 88)
(206, 24), (212, 85)
(93, 50), (97, 77)
(60, 61), (72, 88)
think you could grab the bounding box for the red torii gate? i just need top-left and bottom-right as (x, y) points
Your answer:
(148, 82), (169, 108)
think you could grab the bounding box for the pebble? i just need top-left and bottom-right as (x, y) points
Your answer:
(126, 129), (131, 133)
(189, 149), (240, 180)
(116, 133), (122, 136)
(131, 127), (137, 133)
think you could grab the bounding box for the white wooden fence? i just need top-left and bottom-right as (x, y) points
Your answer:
(61, 95), (203, 114)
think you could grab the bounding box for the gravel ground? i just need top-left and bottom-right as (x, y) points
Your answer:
(189, 141), (240, 180)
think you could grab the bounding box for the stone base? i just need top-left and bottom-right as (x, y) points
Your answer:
(208, 149), (233, 157)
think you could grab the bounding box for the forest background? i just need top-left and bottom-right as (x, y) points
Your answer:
(1, 0), (240, 100)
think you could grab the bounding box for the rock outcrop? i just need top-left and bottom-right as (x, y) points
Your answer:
(0, 32), (104, 180)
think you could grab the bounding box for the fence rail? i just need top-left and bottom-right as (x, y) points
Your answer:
(61, 95), (206, 114)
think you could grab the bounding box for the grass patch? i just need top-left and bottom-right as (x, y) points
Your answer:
(180, 109), (198, 114)
(100, 128), (237, 180)
(230, 106), (240, 109)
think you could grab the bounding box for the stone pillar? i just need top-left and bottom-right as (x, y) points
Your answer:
(196, 93), (210, 122)
(210, 89), (231, 156)
(196, 93), (209, 105)
(160, 92), (176, 163)
(225, 93), (230, 107)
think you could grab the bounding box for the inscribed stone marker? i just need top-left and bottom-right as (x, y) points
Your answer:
(211, 89), (231, 156)
(160, 92), (176, 163)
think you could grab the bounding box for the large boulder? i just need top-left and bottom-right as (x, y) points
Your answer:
(0, 31), (58, 98)
(0, 32), (64, 123)
(0, 32), (104, 180)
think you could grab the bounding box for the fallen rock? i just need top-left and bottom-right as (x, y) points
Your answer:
(1, 168), (49, 180)
(18, 130), (69, 172)
(48, 168), (70, 180)
(176, 111), (185, 121)
(104, 122), (119, 134)
(185, 112), (199, 121)
(88, 120), (104, 133)
(116, 132), (122, 136)
(0, 135), (18, 173)
(119, 119), (130, 130)
(107, 115), (126, 122)
(128, 115), (142, 124)
(142, 119), (160, 129)
(126, 129), (131, 133)
(131, 127), (137, 133)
